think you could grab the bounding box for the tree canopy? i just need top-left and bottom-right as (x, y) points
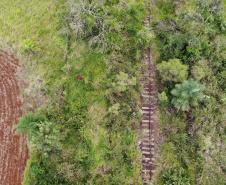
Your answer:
(157, 58), (188, 83)
(171, 79), (205, 111)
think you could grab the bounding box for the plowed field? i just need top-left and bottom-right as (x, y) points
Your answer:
(0, 50), (28, 185)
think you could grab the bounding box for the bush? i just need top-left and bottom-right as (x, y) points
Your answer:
(22, 39), (40, 52)
(108, 103), (120, 115)
(191, 63), (206, 81)
(111, 72), (136, 93)
(157, 58), (188, 83)
(158, 91), (169, 107)
(15, 112), (62, 155)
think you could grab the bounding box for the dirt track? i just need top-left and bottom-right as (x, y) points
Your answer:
(0, 50), (29, 185)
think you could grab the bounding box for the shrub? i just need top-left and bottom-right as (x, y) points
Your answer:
(30, 121), (62, 154)
(15, 112), (46, 138)
(108, 103), (120, 115)
(15, 112), (62, 155)
(68, 0), (148, 52)
(171, 79), (205, 111)
(157, 58), (188, 83)
(158, 91), (169, 107)
(22, 39), (40, 52)
(111, 72), (136, 93)
(191, 65), (206, 81)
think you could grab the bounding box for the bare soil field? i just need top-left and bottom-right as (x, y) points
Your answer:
(0, 50), (29, 185)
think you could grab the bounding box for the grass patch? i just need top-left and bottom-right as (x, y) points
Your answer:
(1, 0), (148, 184)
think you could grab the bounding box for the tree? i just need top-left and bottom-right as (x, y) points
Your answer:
(14, 112), (46, 139)
(111, 72), (136, 93)
(171, 79), (204, 111)
(15, 112), (62, 155)
(191, 65), (205, 81)
(157, 59), (188, 82)
(30, 121), (62, 154)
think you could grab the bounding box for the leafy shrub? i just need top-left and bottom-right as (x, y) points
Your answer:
(155, 0), (177, 16)
(191, 62), (207, 81)
(108, 103), (120, 115)
(171, 79), (205, 111)
(158, 91), (169, 107)
(111, 72), (136, 93)
(22, 39), (40, 52)
(157, 58), (188, 83)
(30, 121), (62, 154)
(15, 112), (62, 155)
(154, 0), (225, 63)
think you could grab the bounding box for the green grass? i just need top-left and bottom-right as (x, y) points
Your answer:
(0, 0), (146, 184)
(0, 0), (67, 89)
(0, 0), (66, 50)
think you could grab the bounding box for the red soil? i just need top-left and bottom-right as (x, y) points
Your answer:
(0, 50), (29, 185)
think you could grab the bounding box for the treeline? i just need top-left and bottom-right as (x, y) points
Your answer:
(10, 0), (150, 184)
(152, 0), (225, 184)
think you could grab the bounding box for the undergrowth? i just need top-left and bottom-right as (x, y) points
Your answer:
(0, 0), (149, 184)
(151, 0), (226, 184)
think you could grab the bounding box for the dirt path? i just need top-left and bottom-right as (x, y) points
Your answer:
(0, 50), (29, 185)
(140, 3), (159, 182)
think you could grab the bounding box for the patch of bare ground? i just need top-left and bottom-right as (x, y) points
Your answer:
(0, 50), (29, 185)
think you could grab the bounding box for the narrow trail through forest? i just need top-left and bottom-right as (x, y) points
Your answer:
(140, 2), (159, 182)
(0, 50), (29, 185)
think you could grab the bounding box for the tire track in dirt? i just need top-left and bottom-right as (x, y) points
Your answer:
(0, 50), (29, 185)
(140, 3), (159, 183)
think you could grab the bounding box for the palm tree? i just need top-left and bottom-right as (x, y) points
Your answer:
(171, 79), (204, 111)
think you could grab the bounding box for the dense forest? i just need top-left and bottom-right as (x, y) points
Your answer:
(0, 0), (225, 184)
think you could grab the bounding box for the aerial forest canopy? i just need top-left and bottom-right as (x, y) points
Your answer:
(0, 0), (225, 184)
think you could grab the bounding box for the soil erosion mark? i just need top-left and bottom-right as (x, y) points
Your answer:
(0, 50), (29, 185)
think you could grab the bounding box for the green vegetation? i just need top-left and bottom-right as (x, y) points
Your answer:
(15, 112), (63, 155)
(171, 79), (204, 111)
(191, 61), (208, 81)
(153, 0), (226, 184)
(0, 0), (148, 184)
(0, 0), (225, 184)
(157, 58), (188, 82)
(158, 91), (169, 107)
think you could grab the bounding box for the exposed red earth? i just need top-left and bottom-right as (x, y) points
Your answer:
(0, 50), (29, 185)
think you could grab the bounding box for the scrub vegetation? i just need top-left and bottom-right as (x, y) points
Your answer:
(0, 0), (225, 184)
(152, 0), (226, 184)
(1, 0), (149, 184)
